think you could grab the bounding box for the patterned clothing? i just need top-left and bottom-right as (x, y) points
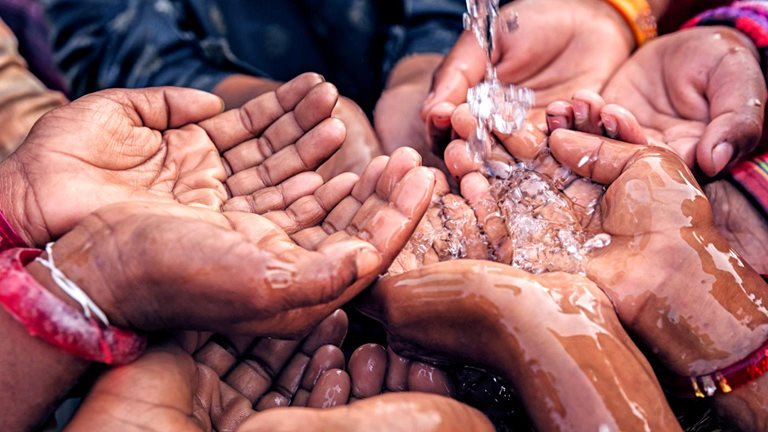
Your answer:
(42, 0), (468, 113)
(0, 18), (66, 158)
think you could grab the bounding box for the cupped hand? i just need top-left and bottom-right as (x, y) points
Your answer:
(602, 26), (767, 176)
(422, 0), (634, 147)
(66, 316), (492, 432)
(4, 73), (347, 247)
(360, 260), (680, 431)
(549, 129), (768, 376)
(43, 147), (434, 337)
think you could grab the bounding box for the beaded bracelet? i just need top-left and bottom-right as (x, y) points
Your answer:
(668, 338), (768, 398)
(0, 248), (145, 364)
(602, 0), (658, 47)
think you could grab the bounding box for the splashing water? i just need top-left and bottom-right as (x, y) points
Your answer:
(394, 0), (611, 274)
(464, 0), (534, 162)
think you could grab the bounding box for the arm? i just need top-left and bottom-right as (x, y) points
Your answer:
(0, 19), (65, 157)
(362, 261), (682, 431)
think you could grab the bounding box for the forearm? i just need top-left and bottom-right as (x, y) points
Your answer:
(0, 260), (91, 430)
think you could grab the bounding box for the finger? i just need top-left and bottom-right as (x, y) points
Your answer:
(496, 121), (548, 161)
(572, 90), (606, 135)
(698, 52), (766, 176)
(461, 173), (513, 263)
(307, 369), (351, 408)
(254, 352), (311, 410)
(262, 173), (358, 235)
(546, 100), (574, 133)
(444, 139), (482, 180)
(300, 309), (349, 353)
(223, 172), (324, 214)
(563, 178), (605, 231)
(407, 362), (454, 396)
(375, 147), (423, 198)
(550, 129), (644, 184)
(201, 73), (327, 151)
(193, 334), (255, 376)
(600, 104), (647, 145)
(348, 344), (388, 399)
(450, 103), (477, 141)
(385, 346), (410, 392)
(348, 165), (435, 256)
(426, 102), (458, 153)
(435, 194), (489, 260)
(98, 87), (225, 130)
(224, 338), (302, 403)
(422, 33), (487, 118)
(300, 345), (346, 393)
(225, 117), (346, 196)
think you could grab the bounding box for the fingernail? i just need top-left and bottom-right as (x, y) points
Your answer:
(432, 114), (451, 129)
(547, 115), (566, 132)
(602, 115), (617, 138)
(573, 101), (587, 124)
(355, 246), (381, 276)
(712, 142), (734, 174)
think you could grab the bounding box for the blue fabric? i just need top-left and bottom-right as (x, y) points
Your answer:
(43, 0), (467, 113)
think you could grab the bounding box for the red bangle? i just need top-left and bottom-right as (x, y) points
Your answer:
(0, 209), (27, 251)
(0, 248), (145, 364)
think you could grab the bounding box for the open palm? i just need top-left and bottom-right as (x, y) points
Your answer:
(7, 73), (345, 246)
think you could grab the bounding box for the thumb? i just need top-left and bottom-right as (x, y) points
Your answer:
(697, 47), (766, 176)
(421, 32), (487, 120)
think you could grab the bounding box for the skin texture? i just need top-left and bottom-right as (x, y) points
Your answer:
(602, 26), (767, 176)
(39, 146), (434, 337)
(0, 80), (435, 429)
(65, 312), (491, 432)
(704, 180), (768, 275)
(213, 74), (381, 180)
(360, 262), (681, 431)
(0, 73), (350, 247)
(421, 0), (634, 149)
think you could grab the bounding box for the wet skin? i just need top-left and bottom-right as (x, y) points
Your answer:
(361, 261), (681, 431)
(66, 311), (489, 432)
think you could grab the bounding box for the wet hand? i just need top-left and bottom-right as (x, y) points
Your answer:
(602, 26), (767, 176)
(421, 0), (634, 148)
(361, 260), (680, 431)
(66, 310), (491, 432)
(550, 129), (768, 376)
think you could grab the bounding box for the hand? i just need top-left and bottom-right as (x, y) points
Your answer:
(361, 261), (680, 431)
(66, 321), (491, 431)
(548, 129), (768, 376)
(2, 73), (348, 247)
(602, 26), (767, 176)
(422, 0), (634, 146)
(36, 148), (434, 337)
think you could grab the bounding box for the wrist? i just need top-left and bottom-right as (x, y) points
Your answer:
(385, 54), (444, 90)
(27, 241), (131, 331)
(594, 0), (655, 50)
(212, 74), (282, 109)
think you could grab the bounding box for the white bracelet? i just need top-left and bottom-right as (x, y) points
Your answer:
(35, 242), (110, 326)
